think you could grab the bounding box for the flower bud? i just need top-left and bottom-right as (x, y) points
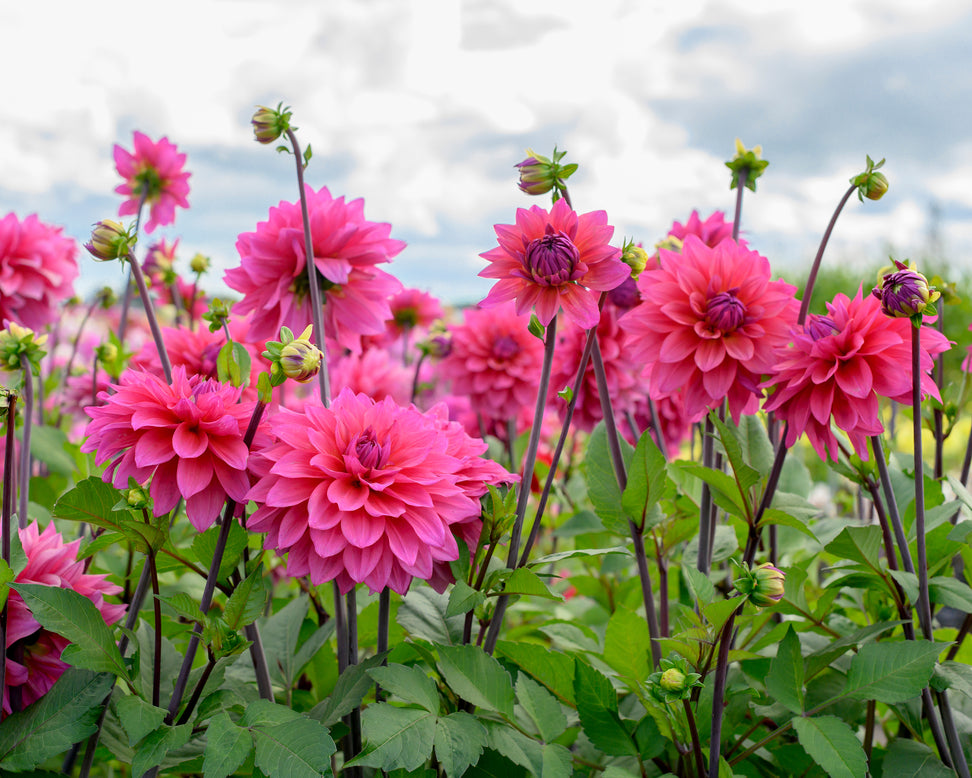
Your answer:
(85, 219), (135, 262)
(871, 259), (940, 319)
(620, 240), (649, 279)
(252, 103), (292, 145)
(515, 153), (557, 196)
(648, 656), (702, 703)
(279, 338), (323, 383)
(0, 323), (48, 375)
(96, 286), (117, 310)
(851, 155), (889, 202)
(126, 486), (151, 510)
(725, 138), (769, 192)
(659, 668), (686, 692)
(736, 562), (786, 607)
(190, 253), (211, 274)
(95, 343), (118, 367)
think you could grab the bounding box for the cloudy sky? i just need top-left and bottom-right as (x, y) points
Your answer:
(2, 0), (971, 305)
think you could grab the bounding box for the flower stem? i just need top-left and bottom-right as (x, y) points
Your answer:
(731, 170), (747, 242)
(797, 184), (856, 325)
(126, 251), (172, 384)
(346, 587), (362, 776)
(376, 587), (390, 701)
(285, 128), (331, 409)
(697, 415), (716, 574)
(17, 359), (33, 529)
(911, 325), (933, 640)
(683, 698), (706, 778)
(708, 602), (742, 778)
(870, 435), (916, 574)
(147, 548), (162, 707)
(244, 622), (274, 701)
(0, 394), (17, 712)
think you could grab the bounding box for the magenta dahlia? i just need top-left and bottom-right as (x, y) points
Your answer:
(3, 522), (125, 717)
(438, 302), (544, 437)
(667, 210), (734, 248)
(225, 185), (405, 353)
(762, 288), (950, 461)
(113, 131), (191, 233)
(329, 345), (413, 405)
(81, 366), (268, 530)
(0, 213), (78, 330)
(246, 389), (515, 595)
(621, 235), (798, 423)
(479, 198), (628, 329)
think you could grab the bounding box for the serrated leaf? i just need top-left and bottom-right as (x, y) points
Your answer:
(53, 476), (162, 552)
(573, 660), (637, 757)
(193, 521), (249, 582)
(584, 423), (635, 535)
(791, 716), (867, 778)
(602, 606), (650, 685)
(0, 669), (113, 771)
(711, 414), (762, 507)
(437, 644), (515, 718)
(496, 641), (575, 705)
(527, 546), (631, 567)
(673, 461), (746, 519)
(131, 723), (193, 776)
(932, 660), (972, 697)
(804, 621), (903, 681)
(684, 566), (717, 607)
(845, 640), (943, 704)
(116, 694), (167, 746)
(516, 675), (567, 743)
(757, 507), (818, 540)
(258, 595), (309, 688)
(880, 738), (956, 777)
(202, 711), (254, 778)
(310, 654), (385, 726)
(160, 591), (204, 622)
(766, 625), (804, 714)
(621, 429), (669, 529)
(368, 664), (439, 713)
(928, 576), (972, 612)
(348, 704), (435, 772)
(484, 719), (545, 775)
(446, 580), (486, 618)
(0, 558), (12, 610)
(435, 712), (487, 778)
(501, 568), (561, 600)
(12, 583), (128, 680)
(224, 564), (269, 629)
(398, 585), (464, 645)
(825, 526), (882, 570)
(242, 700), (336, 778)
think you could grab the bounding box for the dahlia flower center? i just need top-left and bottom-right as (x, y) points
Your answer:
(290, 270), (338, 301)
(492, 335), (520, 360)
(523, 226), (580, 287)
(704, 289), (746, 333)
(805, 314), (839, 341)
(350, 427), (386, 470)
(134, 165), (163, 200)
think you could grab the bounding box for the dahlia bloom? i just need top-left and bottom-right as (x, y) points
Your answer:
(762, 288), (950, 461)
(621, 236), (798, 423)
(81, 366), (268, 530)
(479, 198), (628, 328)
(225, 185), (405, 353)
(329, 345), (413, 405)
(667, 210), (734, 248)
(4, 522), (125, 717)
(0, 213), (78, 330)
(246, 389), (515, 595)
(627, 377), (693, 455)
(438, 303), (544, 437)
(548, 304), (642, 433)
(114, 131), (191, 234)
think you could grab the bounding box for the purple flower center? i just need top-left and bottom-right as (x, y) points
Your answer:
(492, 335), (520, 360)
(523, 225), (580, 287)
(805, 314), (839, 341)
(351, 427), (385, 470)
(704, 289), (746, 333)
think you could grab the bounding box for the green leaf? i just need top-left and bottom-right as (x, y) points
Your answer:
(310, 654), (387, 727)
(193, 521), (249, 582)
(825, 526), (883, 570)
(527, 546), (631, 567)
(757, 507), (818, 540)
(495, 641), (575, 705)
(673, 461), (746, 519)
(131, 723), (193, 776)
(516, 675), (567, 742)
(765, 624), (804, 714)
(202, 711), (254, 778)
(224, 564), (269, 630)
(0, 558), (13, 610)
(602, 606), (651, 686)
(28, 424), (77, 475)
(791, 716), (867, 778)
(368, 664), (440, 713)
(436, 644), (515, 718)
(540, 743), (573, 778)
(348, 704), (435, 772)
(0, 669), (114, 770)
(928, 576), (972, 612)
(583, 422), (634, 534)
(259, 595), (329, 689)
(398, 585), (464, 645)
(932, 660), (972, 698)
(880, 738), (956, 777)
(845, 640), (943, 704)
(115, 694), (167, 746)
(12, 583), (128, 680)
(803, 621), (904, 681)
(683, 566), (716, 607)
(735, 414), (775, 473)
(621, 429), (669, 529)
(435, 712), (488, 778)
(53, 476), (163, 553)
(483, 720), (546, 775)
(711, 414), (762, 506)
(501, 568), (561, 600)
(573, 660), (637, 757)
(446, 579), (485, 618)
(241, 699), (336, 778)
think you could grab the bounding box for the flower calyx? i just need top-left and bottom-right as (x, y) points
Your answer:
(851, 155), (889, 202)
(733, 561), (785, 608)
(515, 146), (578, 201)
(648, 655), (702, 703)
(85, 219), (137, 262)
(252, 103), (293, 145)
(264, 325), (322, 385)
(726, 138), (769, 192)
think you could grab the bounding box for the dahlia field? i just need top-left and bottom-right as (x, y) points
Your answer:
(1, 108), (971, 778)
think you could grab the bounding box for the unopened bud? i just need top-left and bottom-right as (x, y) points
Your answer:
(872, 259), (940, 319)
(726, 138), (769, 192)
(252, 103), (292, 145)
(851, 156), (889, 202)
(85, 219), (135, 262)
(735, 562), (786, 608)
(659, 668), (686, 692)
(190, 253), (210, 274)
(620, 240), (649, 279)
(279, 338), (322, 383)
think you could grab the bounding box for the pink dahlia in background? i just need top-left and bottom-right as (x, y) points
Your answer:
(479, 197), (628, 328)
(387, 287), (444, 340)
(329, 345), (414, 405)
(626, 376), (693, 455)
(114, 131), (191, 233)
(548, 304), (642, 433)
(3, 522), (125, 717)
(246, 389), (515, 595)
(0, 213), (78, 330)
(762, 288), (950, 461)
(81, 366), (268, 530)
(439, 302), (544, 438)
(225, 185), (405, 353)
(667, 210), (734, 248)
(622, 235), (798, 423)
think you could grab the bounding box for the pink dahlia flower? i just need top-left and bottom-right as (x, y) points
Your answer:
(438, 302), (544, 437)
(4, 522), (125, 717)
(113, 131), (191, 234)
(246, 389), (515, 595)
(479, 198), (628, 329)
(667, 210), (734, 248)
(81, 366), (268, 530)
(0, 213), (78, 330)
(621, 236), (798, 423)
(627, 378), (693, 455)
(762, 288), (950, 461)
(225, 185), (405, 354)
(548, 304), (642, 433)
(329, 345), (413, 405)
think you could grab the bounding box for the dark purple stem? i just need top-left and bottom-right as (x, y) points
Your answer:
(127, 251), (172, 384)
(708, 603), (742, 778)
(17, 357), (34, 529)
(0, 395), (17, 708)
(797, 184), (857, 325)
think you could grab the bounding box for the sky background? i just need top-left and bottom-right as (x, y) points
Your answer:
(2, 0), (971, 306)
